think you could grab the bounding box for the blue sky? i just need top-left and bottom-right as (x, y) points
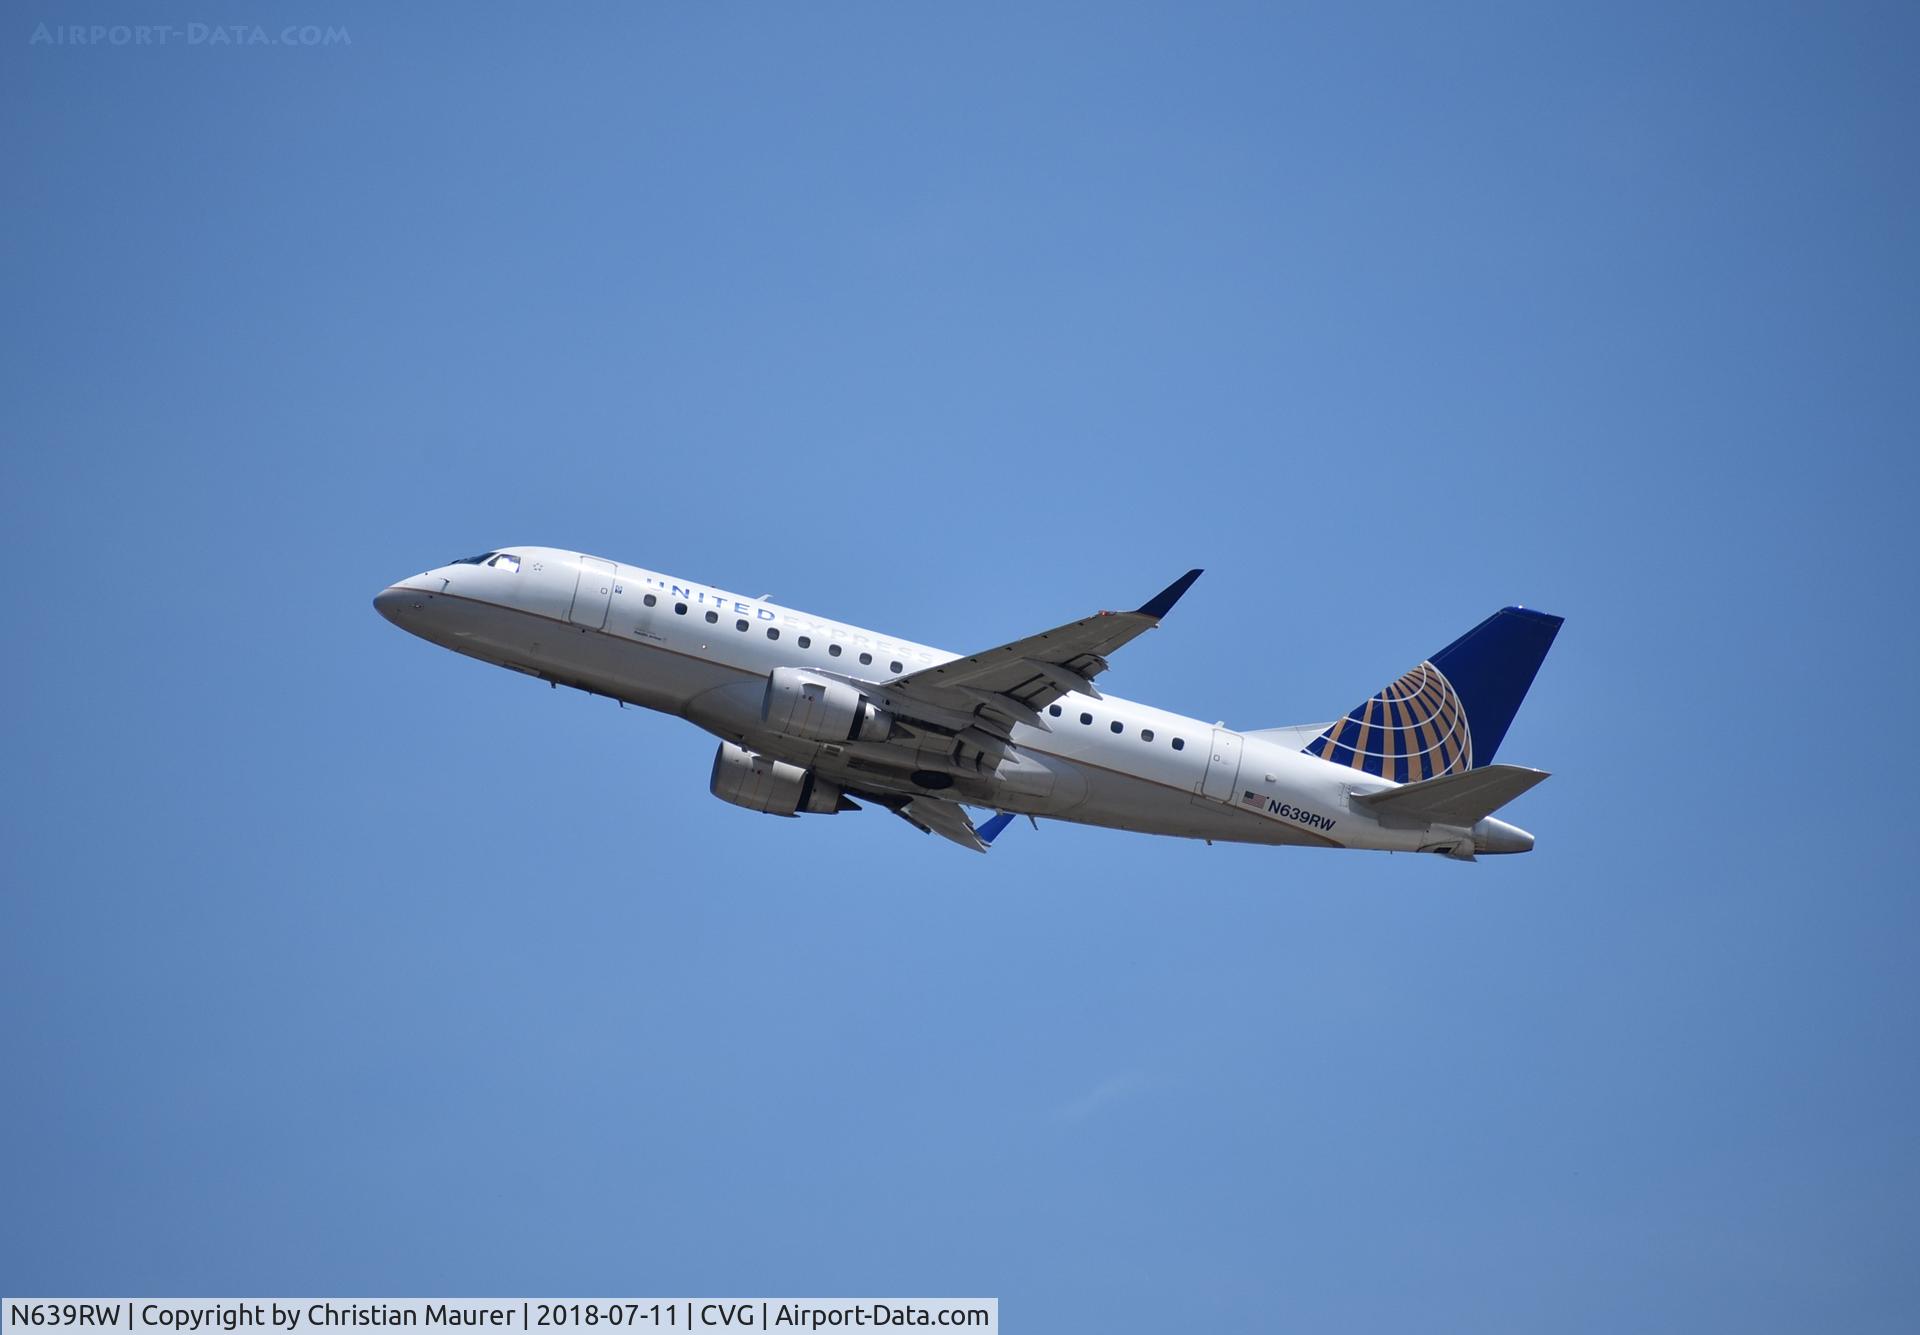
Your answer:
(3, 3), (1916, 1329)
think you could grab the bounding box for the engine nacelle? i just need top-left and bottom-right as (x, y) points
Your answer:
(709, 742), (849, 817)
(761, 666), (894, 744)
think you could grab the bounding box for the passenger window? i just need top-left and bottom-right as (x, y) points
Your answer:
(705, 610), (718, 624)
(829, 644), (842, 657)
(1141, 729), (1154, 742)
(767, 628), (779, 640)
(1172, 737), (1185, 750)
(859, 652), (872, 666)
(1110, 721), (1124, 734)
(890, 661), (903, 673)
(643, 594), (657, 608)
(674, 603), (687, 615)
(736, 619), (749, 632)
(1080, 712), (1092, 725)
(798, 636), (812, 649)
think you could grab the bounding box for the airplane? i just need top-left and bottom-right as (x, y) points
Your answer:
(375, 549), (1562, 858)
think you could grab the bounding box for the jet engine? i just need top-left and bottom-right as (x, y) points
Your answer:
(761, 666), (894, 744)
(709, 742), (853, 817)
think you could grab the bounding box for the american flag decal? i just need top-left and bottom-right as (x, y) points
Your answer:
(1241, 790), (1265, 809)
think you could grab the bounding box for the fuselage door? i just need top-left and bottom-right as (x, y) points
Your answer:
(1199, 727), (1244, 805)
(569, 556), (616, 629)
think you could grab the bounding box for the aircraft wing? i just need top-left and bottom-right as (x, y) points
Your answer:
(884, 569), (1202, 734)
(884, 794), (996, 852)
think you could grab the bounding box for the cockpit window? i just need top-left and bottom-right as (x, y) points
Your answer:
(450, 551), (521, 571)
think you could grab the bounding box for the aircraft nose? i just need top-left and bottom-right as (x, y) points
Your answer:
(374, 584), (417, 625)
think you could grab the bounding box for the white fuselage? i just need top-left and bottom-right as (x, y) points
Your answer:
(375, 547), (1526, 855)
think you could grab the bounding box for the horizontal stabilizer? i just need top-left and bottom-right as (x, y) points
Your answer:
(1351, 764), (1549, 826)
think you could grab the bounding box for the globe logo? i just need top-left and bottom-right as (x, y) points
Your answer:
(1309, 661), (1472, 782)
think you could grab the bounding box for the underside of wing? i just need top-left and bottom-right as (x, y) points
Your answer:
(865, 792), (996, 852)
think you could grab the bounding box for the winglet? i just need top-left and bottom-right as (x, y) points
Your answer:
(977, 812), (1016, 845)
(1136, 568), (1204, 619)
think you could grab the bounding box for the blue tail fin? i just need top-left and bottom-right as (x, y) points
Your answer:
(1306, 607), (1563, 782)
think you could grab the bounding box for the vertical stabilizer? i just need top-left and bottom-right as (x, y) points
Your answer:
(1306, 607), (1562, 781)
